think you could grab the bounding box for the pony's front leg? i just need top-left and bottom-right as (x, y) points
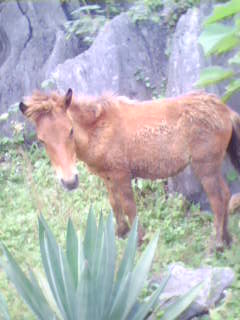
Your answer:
(104, 174), (130, 238)
(104, 173), (144, 242)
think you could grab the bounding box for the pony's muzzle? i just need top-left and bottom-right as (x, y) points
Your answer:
(61, 174), (79, 191)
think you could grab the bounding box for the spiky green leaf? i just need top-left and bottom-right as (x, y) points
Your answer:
(76, 260), (91, 319)
(123, 231), (160, 319)
(222, 79), (240, 102)
(91, 214), (106, 318)
(161, 281), (203, 320)
(205, 0), (240, 25)
(199, 23), (239, 56)
(115, 218), (138, 287)
(229, 52), (240, 65)
(83, 206), (97, 271)
(0, 292), (10, 320)
(196, 66), (234, 88)
(0, 244), (55, 320)
(129, 274), (171, 320)
(35, 271), (63, 320)
(108, 274), (131, 319)
(66, 219), (78, 288)
(101, 213), (116, 318)
(39, 215), (75, 320)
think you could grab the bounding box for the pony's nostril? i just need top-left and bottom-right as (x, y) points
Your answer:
(73, 174), (79, 188)
(61, 175), (79, 191)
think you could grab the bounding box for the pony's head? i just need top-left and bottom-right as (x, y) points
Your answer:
(19, 89), (78, 191)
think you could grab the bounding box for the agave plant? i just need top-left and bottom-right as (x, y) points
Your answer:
(0, 209), (202, 320)
(0, 292), (10, 320)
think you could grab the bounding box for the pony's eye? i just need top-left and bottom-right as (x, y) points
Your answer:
(38, 139), (44, 144)
(69, 128), (74, 138)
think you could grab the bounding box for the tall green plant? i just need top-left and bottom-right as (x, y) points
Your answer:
(0, 209), (202, 320)
(197, 0), (240, 101)
(0, 292), (10, 320)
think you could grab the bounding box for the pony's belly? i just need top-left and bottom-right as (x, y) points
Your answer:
(130, 155), (189, 180)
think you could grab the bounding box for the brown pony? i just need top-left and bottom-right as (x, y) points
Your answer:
(19, 89), (240, 250)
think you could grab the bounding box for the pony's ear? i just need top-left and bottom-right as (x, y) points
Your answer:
(64, 88), (73, 109)
(19, 102), (28, 114)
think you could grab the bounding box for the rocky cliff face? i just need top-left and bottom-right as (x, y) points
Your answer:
(0, 0), (81, 135)
(52, 12), (168, 99)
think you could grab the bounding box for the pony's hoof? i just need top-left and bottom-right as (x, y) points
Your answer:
(216, 243), (224, 253)
(117, 223), (130, 238)
(224, 233), (233, 248)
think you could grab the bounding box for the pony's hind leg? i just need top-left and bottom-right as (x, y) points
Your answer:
(220, 177), (232, 246)
(193, 166), (231, 250)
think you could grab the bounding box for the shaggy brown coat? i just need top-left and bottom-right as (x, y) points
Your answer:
(20, 90), (240, 250)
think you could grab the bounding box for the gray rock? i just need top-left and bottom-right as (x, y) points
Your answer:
(152, 263), (235, 320)
(0, 0), (81, 136)
(52, 13), (168, 99)
(166, 6), (208, 207)
(166, 7), (207, 97)
(166, 4), (240, 207)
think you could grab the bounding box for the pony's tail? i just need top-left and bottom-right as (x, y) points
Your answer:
(228, 111), (240, 174)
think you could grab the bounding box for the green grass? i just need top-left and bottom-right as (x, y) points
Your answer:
(0, 143), (240, 319)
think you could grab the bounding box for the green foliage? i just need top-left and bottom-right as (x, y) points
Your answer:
(0, 292), (10, 320)
(196, 66), (234, 87)
(160, 281), (203, 320)
(0, 102), (28, 150)
(0, 146), (240, 319)
(64, 0), (201, 43)
(204, 0), (240, 25)
(64, 1), (127, 44)
(135, 69), (155, 89)
(128, 0), (163, 24)
(65, 5), (107, 44)
(199, 23), (238, 56)
(129, 0), (200, 26)
(197, 0), (240, 101)
(0, 208), (203, 320)
(134, 69), (166, 99)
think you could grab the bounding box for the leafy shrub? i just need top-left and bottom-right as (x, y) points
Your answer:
(0, 209), (202, 320)
(64, 1), (127, 44)
(197, 0), (240, 101)
(64, 0), (200, 43)
(65, 5), (107, 44)
(129, 0), (200, 25)
(128, 0), (163, 24)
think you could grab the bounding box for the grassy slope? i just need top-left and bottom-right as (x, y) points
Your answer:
(0, 144), (240, 319)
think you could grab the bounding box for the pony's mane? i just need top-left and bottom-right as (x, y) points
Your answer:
(23, 91), (137, 122)
(23, 91), (63, 122)
(71, 93), (135, 113)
